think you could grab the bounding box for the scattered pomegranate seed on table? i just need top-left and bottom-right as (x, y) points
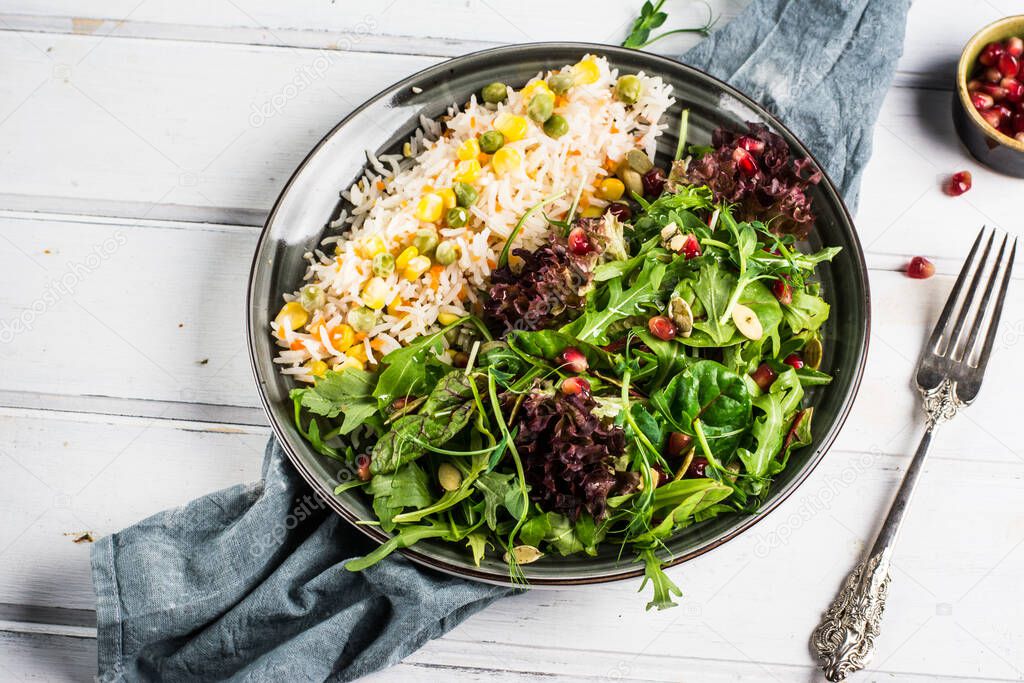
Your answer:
(944, 170), (972, 196)
(906, 256), (935, 280)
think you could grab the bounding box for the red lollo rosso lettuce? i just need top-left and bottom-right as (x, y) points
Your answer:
(680, 122), (822, 238)
(484, 219), (607, 335)
(514, 389), (633, 521)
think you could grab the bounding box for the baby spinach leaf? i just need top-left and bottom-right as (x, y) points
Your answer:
(370, 371), (478, 475)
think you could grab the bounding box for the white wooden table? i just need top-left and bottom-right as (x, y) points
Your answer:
(2, 1), (1023, 680)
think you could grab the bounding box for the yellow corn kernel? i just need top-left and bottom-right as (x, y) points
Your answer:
(457, 138), (481, 161)
(308, 360), (328, 378)
(415, 193), (445, 222)
(438, 187), (457, 210)
(581, 206), (604, 218)
(360, 234), (387, 258)
(306, 318), (325, 337)
(347, 344), (368, 363)
(491, 147), (522, 177)
(437, 311), (460, 326)
(361, 277), (389, 310)
(520, 80), (553, 102)
(597, 177), (625, 201)
(328, 324), (355, 352)
(494, 113), (529, 142)
(396, 246), (418, 270)
(454, 159), (481, 184)
(402, 255), (432, 281)
(387, 295), (404, 314)
(275, 301), (308, 332)
(340, 356), (364, 371)
(573, 57), (600, 85)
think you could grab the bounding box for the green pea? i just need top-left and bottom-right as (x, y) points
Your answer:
(452, 182), (478, 208)
(435, 240), (460, 266)
(527, 92), (555, 123)
(412, 227), (439, 256)
(371, 252), (395, 277)
(543, 114), (569, 139)
(346, 306), (377, 334)
(446, 206), (469, 228)
(298, 285), (326, 312)
(481, 82), (508, 104)
(478, 130), (505, 154)
(615, 74), (643, 105)
(547, 72), (573, 95)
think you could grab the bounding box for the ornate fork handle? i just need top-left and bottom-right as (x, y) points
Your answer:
(812, 381), (961, 680)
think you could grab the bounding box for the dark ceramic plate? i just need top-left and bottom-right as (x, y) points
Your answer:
(247, 43), (870, 587)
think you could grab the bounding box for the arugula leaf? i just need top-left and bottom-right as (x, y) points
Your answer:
(638, 548), (682, 611)
(561, 258), (666, 345)
(290, 368), (381, 436)
(370, 371), (478, 474)
(783, 288), (831, 333)
(465, 531), (491, 566)
(476, 470), (528, 530)
(630, 479), (733, 543)
(345, 519), (452, 572)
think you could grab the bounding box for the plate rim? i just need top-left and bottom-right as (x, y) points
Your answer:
(246, 40), (872, 587)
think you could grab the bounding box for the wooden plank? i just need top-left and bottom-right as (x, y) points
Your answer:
(3, 11), (1021, 227)
(1, 402), (1023, 680)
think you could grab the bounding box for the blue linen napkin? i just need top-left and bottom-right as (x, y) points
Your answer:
(91, 1), (911, 680)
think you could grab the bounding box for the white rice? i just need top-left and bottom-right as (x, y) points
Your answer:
(273, 55), (674, 382)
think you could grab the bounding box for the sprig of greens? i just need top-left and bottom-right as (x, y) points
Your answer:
(623, 1), (718, 50)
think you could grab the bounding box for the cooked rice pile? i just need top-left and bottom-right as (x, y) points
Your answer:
(273, 55), (674, 382)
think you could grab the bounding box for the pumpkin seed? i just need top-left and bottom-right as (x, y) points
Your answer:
(503, 545), (544, 565)
(803, 336), (823, 370)
(438, 463), (462, 491)
(625, 148), (654, 174)
(731, 304), (763, 340)
(620, 168), (644, 198)
(669, 295), (693, 337)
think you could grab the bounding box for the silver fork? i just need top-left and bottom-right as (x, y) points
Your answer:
(810, 227), (1017, 681)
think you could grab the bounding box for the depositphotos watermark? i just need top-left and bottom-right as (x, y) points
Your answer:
(752, 446), (882, 558)
(0, 230), (127, 344)
(248, 17), (379, 128)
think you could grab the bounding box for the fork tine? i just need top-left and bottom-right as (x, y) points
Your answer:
(959, 234), (1008, 362)
(925, 228), (986, 355)
(944, 229), (996, 358)
(971, 238), (1016, 373)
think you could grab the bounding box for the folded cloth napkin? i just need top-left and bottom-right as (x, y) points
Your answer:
(92, 0), (911, 680)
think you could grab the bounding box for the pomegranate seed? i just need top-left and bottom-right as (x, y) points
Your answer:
(561, 376), (591, 396)
(607, 202), (632, 222)
(666, 431), (693, 459)
(981, 108), (1003, 128)
(751, 363), (777, 391)
(736, 135), (765, 155)
(1013, 113), (1024, 134)
(685, 457), (709, 479)
(1002, 77), (1024, 103)
(642, 167), (666, 196)
(983, 66), (1004, 83)
(732, 146), (758, 175)
(783, 353), (805, 370)
(944, 170), (972, 196)
(995, 103), (1014, 122)
(967, 79), (984, 92)
(648, 315), (677, 341)
(560, 347), (588, 374)
(906, 256), (935, 279)
(567, 226), (591, 255)
(999, 52), (1020, 78)
(681, 234), (702, 260)
(771, 279), (793, 305)
(979, 41), (1004, 67)
(981, 83), (1007, 100)
(972, 91), (995, 110)
(1008, 37), (1024, 57)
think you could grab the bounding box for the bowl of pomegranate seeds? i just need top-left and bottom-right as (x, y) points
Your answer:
(955, 16), (1024, 176)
